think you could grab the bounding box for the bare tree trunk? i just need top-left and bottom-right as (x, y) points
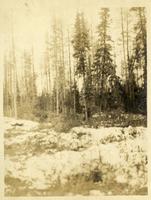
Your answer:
(3, 54), (8, 116)
(11, 22), (17, 119)
(83, 73), (88, 121)
(53, 20), (59, 115)
(73, 62), (76, 116)
(121, 8), (127, 81)
(56, 61), (59, 115)
(139, 8), (147, 94)
(67, 30), (72, 114)
(126, 10), (134, 110)
(60, 28), (66, 114)
(126, 10), (131, 108)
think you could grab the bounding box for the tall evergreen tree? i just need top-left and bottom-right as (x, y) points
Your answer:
(93, 8), (115, 111)
(72, 12), (92, 120)
(131, 7), (147, 113)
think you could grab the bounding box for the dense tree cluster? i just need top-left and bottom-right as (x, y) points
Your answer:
(3, 7), (147, 121)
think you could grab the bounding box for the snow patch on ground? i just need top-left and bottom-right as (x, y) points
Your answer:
(4, 117), (39, 131)
(4, 118), (147, 195)
(5, 143), (122, 190)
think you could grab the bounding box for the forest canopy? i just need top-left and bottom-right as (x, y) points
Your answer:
(3, 6), (147, 123)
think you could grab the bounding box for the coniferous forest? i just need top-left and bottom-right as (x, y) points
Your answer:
(3, 2), (148, 196)
(3, 7), (147, 126)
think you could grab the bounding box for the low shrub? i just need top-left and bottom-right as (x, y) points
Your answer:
(50, 114), (82, 132)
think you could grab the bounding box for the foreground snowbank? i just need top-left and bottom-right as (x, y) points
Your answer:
(4, 118), (147, 195)
(4, 117), (39, 131)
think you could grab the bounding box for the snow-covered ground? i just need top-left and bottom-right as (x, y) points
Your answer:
(4, 117), (148, 196)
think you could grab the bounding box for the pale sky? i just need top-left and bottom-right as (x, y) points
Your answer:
(0, 0), (121, 51)
(0, 0), (140, 92)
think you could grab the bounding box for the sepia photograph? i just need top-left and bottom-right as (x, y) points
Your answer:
(1, 0), (148, 197)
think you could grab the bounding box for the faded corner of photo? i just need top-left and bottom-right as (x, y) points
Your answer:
(1, 0), (150, 198)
